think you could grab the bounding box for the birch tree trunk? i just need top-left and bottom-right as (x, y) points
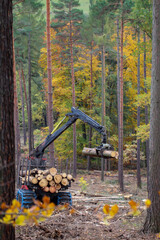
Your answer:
(143, 0), (160, 233)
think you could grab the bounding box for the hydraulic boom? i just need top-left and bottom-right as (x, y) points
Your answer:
(30, 107), (110, 159)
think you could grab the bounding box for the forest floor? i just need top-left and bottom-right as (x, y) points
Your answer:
(16, 169), (157, 240)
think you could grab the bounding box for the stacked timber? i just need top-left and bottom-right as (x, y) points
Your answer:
(20, 167), (74, 193)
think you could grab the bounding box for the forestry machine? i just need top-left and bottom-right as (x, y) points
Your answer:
(17, 107), (113, 208)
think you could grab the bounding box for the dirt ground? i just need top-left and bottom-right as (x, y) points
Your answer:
(16, 169), (157, 240)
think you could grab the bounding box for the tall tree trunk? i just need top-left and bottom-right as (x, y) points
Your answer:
(46, 0), (54, 166)
(19, 67), (27, 145)
(119, 0), (124, 192)
(69, 7), (77, 178)
(101, 44), (106, 181)
(137, 28), (141, 188)
(117, 18), (121, 186)
(13, 34), (21, 170)
(21, 66), (29, 117)
(143, 32), (149, 189)
(0, 1), (15, 239)
(143, 0), (160, 233)
(28, 32), (34, 154)
(87, 44), (93, 171)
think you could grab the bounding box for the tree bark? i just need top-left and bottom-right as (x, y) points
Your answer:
(143, 0), (160, 233)
(143, 32), (149, 189)
(46, 0), (54, 166)
(137, 28), (141, 188)
(118, 0), (124, 192)
(101, 44), (106, 181)
(87, 42), (94, 171)
(0, 1), (15, 239)
(69, 5), (77, 178)
(13, 34), (21, 171)
(21, 66), (29, 118)
(28, 32), (34, 154)
(19, 67), (27, 145)
(116, 18), (122, 177)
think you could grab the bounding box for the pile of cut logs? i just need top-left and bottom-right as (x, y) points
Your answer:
(20, 167), (74, 193)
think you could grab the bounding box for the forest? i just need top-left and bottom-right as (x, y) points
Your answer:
(13, 0), (152, 173)
(1, 0), (160, 239)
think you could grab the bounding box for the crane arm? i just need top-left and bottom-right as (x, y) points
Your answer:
(30, 107), (107, 158)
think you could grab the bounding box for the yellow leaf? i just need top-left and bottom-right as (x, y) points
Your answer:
(145, 199), (151, 208)
(11, 199), (21, 209)
(15, 215), (26, 226)
(38, 217), (46, 222)
(103, 204), (110, 215)
(109, 205), (119, 217)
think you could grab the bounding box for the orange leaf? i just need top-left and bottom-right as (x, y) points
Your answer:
(128, 200), (139, 211)
(103, 204), (110, 215)
(42, 196), (50, 205)
(69, 208), (76, 215)
(1, 202), (9, 210)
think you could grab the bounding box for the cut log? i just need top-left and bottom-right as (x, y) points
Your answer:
(49, 186), (56, 193)
(43, 186), (49, 192)
(39, 178), (48, 188)
(82, 147), (119, 159)
(38, 170), (43, 174)
(30, 168), (38, 175)
(43, 169), (50, 176)
(67, 174), (73, 181)
(61, 172), (67, 178)
(46, 174), (53, 181)
(49, 180), (55, 186)
(29, 176), (38, 185)
(54, 174), (62, 184)
(49, 167), (57, 176)
(61, 178), (69, 186)
(37, 175), (43, 181)
(55, 184), (61, 191)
